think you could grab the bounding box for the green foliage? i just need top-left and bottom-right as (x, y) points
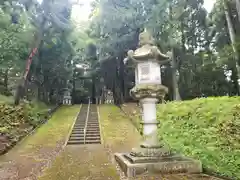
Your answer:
(88, 0), (237, 101)
(0, 98), (50, 154)
(156, 97), (240, 178)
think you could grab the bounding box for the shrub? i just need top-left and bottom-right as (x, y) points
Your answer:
(0, 100), (49, 155)
(156, 96), (240, 178)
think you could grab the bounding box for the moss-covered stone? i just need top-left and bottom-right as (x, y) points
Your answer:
(130, 83), (168, 100)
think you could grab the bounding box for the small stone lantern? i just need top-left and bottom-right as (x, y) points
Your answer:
(115, 29), (202, 177)
(62, 88), (72, 105)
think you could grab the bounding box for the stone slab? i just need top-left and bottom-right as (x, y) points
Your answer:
(125, 154), (189, 164)
(114, 153), (202, 178)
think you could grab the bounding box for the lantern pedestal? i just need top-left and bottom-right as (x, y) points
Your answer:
(114, 153), (202, 178)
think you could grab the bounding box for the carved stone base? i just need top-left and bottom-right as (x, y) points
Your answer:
(114, 153), (202, 178)
(131, 146), (171, 157)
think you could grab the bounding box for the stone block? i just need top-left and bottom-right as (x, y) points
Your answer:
(114, 153), (202, 178)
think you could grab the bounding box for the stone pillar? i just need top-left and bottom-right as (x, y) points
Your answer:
(141, 98), (158, 138)
(114, 29), (202, 177)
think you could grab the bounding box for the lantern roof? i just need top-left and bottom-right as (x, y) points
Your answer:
(125, 29), (171, 64)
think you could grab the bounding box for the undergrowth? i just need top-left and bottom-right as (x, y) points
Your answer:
(155, 96), (240, 179)
(0, 95), (51, 155)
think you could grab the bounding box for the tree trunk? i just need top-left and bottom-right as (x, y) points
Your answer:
(223, 0), (240, 95)
(91, 76), (96, 104)
(230, 67), (240, 95)
(171, 48), (181, 101)
(3, 68), (9, 90)
(14, 39), (40, 105)
(236, 0), (240, 22)
(169, 4), (182, 101)
(14, 15), (47, 105)
(119, 57), (125, 101)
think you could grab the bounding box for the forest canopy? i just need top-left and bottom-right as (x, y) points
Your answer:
(0, 0), (240, 105)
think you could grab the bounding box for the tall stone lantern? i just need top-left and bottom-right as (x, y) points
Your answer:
(115, 29), (202, 177)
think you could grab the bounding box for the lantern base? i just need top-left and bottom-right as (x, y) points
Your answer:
(130, 146), (171, 157)
(114, 153), (202, 178)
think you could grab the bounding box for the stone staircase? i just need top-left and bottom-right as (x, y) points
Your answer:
(67, 104), (101, 145)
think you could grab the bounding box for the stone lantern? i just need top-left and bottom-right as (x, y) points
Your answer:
(115, 29), (202, 177)
(62, 80), (72, 105)
(62, 88), (72, 105)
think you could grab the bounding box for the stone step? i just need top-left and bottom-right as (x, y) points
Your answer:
(73, 126), (84, 129)
(86, 131), (100, 134)
(71, 131), (84, 134)
(74, 123), (86, 126)
(86, 127), (99, 129)
(70, 133), (100, 138)
(74, 125), (99, 129)
(87, 125), (99, 127)
(67, 105), (101, 145)
(67, 140), (101, 145)
(74, 127), (85, 129)
(87, 129), (100, 132)
(69, 136), (101, 141)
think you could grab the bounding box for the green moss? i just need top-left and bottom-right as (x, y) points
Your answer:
(121, 103), (143, 135)
(100, 105), (140, 150)
(39, 145), (119, 180)
(0, 106), (80, 179)
(156, 96), (240, 178)
(16, 106), (80, 153)
(130, 83), (168, 100)
(0, 94), (13, 104)
(39, 105), (141, 180)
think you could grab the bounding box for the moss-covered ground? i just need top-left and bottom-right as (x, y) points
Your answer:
(0, 94), (13, 104)
(38, 105), (141, 180)
(157, 97), (240, 179)
(0, 105), (80, 180)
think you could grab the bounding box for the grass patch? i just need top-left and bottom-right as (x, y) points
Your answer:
(156, 96), (240, 179)
(121, 103), (142, 134)
(100, 105), (140, 151)
(0, 106), (80, 179)
(16, 105), (80, 153)
(0, 94), (13, 104)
